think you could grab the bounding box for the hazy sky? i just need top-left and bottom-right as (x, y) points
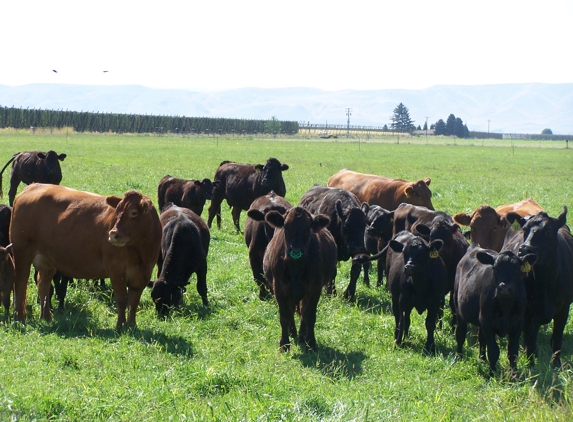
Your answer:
(3, 0), (572, 91)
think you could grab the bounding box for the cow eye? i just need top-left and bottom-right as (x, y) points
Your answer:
(130, 210), (139, 218)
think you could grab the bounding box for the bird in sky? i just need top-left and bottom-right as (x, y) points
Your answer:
(103, 70), (109, 73)
(52, 69), (57, 73)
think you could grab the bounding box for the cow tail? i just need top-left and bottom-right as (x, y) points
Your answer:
(0, 153), (18, 198)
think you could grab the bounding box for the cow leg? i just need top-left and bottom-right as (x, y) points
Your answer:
(550, 305), (570, 367)
(7, 178), (20, 207)
(276, 296), (295, 352)
(343, 262), (362, 300)
(507, 327), (521, 375)
(376, 257), (384, 288)
(522, 317), (540, 367)
(126, 286), (145, 327)
(424, 306), (439, 355)
(12, 253), (34, 322)
(362, 262), (370, 287)
(455, 319), (467, 358)
(299, 293), (320, 352)
(392, 299), (401, 343)
(477, 327), (487, 361)
(231, 207), (242, 233)
(37, 269), (57, 321)
(482, 326), (499, 376)
(1, 285), (11, 320)
(111, 283), (128, 330)
(207, 199), (222, 230)
(196, 267), (209, 306)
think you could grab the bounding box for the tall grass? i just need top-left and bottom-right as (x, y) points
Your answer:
(0, 132), (571, 421)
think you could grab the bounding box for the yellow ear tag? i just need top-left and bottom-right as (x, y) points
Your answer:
(521, 262), (531, 273)
(511, 220), (522, 231)
(390, 218), (394, 223)
(429, 249), (439, 259)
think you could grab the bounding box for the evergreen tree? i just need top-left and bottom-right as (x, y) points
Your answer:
(383, 124), (388, 131)
(434, 119), (446, 135)
(445, 114), (456, 136)
(390, 103), (415, 133)
(423, 121), (428, 131)
(454, 117), (465, 138)
(541, 128), (553, 134)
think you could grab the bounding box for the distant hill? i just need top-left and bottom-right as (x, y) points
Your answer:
(1, 83), (572, 134)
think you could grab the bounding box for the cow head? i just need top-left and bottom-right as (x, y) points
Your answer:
(403, 178), (434, 210)
(107, 190), (157, 247)
(453, 205), (508, 251)
(37, 150), (66, 183)
(247, 193), (292, 242)
(265, 206), (330, 261)
(256, 158), (289, 191)
(390, 231), (443, 277)
(193, 178), (219, 200)
(506, 206), (567, 265)
(150, 280), (184, 316)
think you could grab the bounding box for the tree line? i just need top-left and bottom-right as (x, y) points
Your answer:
(0, 106), (299, 135)
(390, 103), (470, 138)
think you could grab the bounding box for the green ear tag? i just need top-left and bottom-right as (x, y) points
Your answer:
(429, 249), (439, 259)
(521, 262), (531, 273)
(511, 220), (521, 231)
(289, 250), (303, 259)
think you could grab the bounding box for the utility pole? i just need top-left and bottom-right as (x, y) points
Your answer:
(425, 116), (429, 144)
(346, 108), (352, 138)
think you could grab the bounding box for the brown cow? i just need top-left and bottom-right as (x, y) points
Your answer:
(327, 169), (434, 211)
(157, 175), (220, 215)
(10, 184), (162, 329)
(0, 150), (67, 206)
(453, 198), (543, 251)
(263, 206), (337, 352)
(0, 244), (14, 320)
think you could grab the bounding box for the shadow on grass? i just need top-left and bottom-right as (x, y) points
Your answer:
(298, 345), (367, 380)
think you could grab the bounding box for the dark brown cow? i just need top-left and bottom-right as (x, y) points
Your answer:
(453, 198), (543, 252)
(502, 207), (573, 366)
(327, 168), (434, 211)
(207, 158), (289, 232)
(0, 204), (11, 247)
(10, 184), (162, 329)
(263, 206), (337, 352)
(0, 244), (14, 319)
(454, 246), (536, 375)
(151, 204), (210, 315)
(157, 175), (220, 215)
(363, 205), (395, 287)
(0, 150), (67, 206)
(245, 192), (293, 300)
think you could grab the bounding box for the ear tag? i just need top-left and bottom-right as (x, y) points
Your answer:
(429, 249), (439, 259)
(511, 220), (522, 231)
(521, 262), (531, 273)
(390, 218), (394, 223)
(289, 250), (303, 259)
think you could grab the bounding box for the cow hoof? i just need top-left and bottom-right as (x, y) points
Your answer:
(279, 342), (291, 353)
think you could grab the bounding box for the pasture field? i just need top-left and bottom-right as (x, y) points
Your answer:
(0, 131), (572, 421)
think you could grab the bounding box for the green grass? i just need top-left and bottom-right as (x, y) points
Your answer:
(0, 132), (572, 421)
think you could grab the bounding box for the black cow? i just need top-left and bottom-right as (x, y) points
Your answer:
(157, 175), (220, 215)
(0, 204), (11, 247)
(263, 206), (337, 352)
(385, 230), (447, 354)
(151, 204), (210, 315)
(363, 205), (395, 287)
(502, 207), (573, 366)
(299, 185), (369, 300)
(207, 158), (289, 233)
(454, 246), (536, 374)
(245, 192), (293, 300)
(0, 244), (14, 319)
(0, 150), (67, 206)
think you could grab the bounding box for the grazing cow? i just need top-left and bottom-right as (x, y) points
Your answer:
(207, 158), (289, 232)
(454, 246), (536, 374)
(245, 192), (293, 300)
(0, 150), (67, 206)
(453, 198), (543, 251)
(384, 230), (447, 354)
(157, 175), (220, 215)
(10, 184), (162, 329)
(502, 207), (573, 366)
(299, 185), (369, 300)
(327, 168), (434, 211)
(0, 244), (14, 319)
(263, 206), (337, 352)
(151, 204), (210, 315)
(363, 205), (395, 287)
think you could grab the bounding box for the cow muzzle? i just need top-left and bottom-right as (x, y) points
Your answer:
(108, 229), (128, 247)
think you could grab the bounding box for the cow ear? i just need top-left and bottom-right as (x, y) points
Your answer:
(281, 164), (289, 171)
(361, 202), (370, 215)
(265, 210), (285, 229)
(415, 223), (430, 237)
(557, 206), (567, 228)
(247, 209), (265, 221)
(213, 180), (221, 188)
(404, 186), (413, 198)
(37, 152), (46, 159)
(335, 200), (344, 219)
(106, 196), (122, 209)
(58, 154), (67, 161)
(255, 164), (264, 172)
(139, 197), (153, 213)
(453, 213), (471, 226)
(429, 239), (443, 253)
(476, 251), (495, 266)
(312, 214), (330, 233)
(424, 178), (431, 186)
(194, 180), (201, 187)
(505, 212), (525, 230)
(389, 239), (404, 253)
(520, 253), (537, 272)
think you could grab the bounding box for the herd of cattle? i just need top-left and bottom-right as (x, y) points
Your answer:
(0, 150), (572, 376)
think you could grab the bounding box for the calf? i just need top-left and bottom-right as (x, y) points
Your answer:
(245, 192), (293, 300)
(151, 204), (210, 315)
(385, 230), (447, 354)
(502, 207), (573, 366)
(299, 185), (369, 299)
(363, 205), (395, 287)
(454, 247), (536, 374)
(263, 206), (337, 352)
(207, 158), (289, 232)
(0, 244), (14, 319)
(157, 175), (219, 215)
(0, 150), (67, 206)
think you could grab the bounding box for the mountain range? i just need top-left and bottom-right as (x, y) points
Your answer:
(1, 83), (572, 134)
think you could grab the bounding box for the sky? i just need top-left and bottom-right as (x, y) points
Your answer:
(2, 0), (573, 92)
